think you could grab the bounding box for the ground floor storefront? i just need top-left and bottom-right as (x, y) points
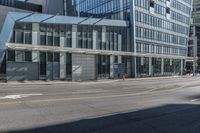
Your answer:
(136, 57), (183, 78)
(0, 50), (184, 81)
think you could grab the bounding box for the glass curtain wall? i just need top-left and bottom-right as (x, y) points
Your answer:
(0, 0), (42, 12)
(173, 59), (181, 75)
(164, 58), (173, 76)
(100, 27), (127, 51)
(11, 23), (32, 44)
(95, 26), (102, 50)
(39, 24), (72, 47)
(66, 53), (72, 80)
(97, 55), (110, 79)
(39, 52), (46, 79)
(136, 57), (149, 77)
(152, 58), (162, 76)
(77, 26), (93, 49)
(39, 52), (61, 80)
(72, 0), (130, 20)
(10, 23), (127, 52)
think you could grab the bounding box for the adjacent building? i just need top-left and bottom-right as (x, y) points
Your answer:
(0, 0), (193, 81)
(66, 0), (193, 78)
(188, 0), (200, 73)
(0, 0), (45, 30)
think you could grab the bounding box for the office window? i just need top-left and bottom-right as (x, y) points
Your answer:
(40, 32), (46, 45)
(7, 50), (15, 62)
(24, 32), (32, 44)
(25, 51), (32, 62)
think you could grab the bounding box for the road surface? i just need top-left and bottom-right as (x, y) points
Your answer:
(0, 76), (200, 133)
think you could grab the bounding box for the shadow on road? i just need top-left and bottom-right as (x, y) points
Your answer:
(9, 104), (200, 133)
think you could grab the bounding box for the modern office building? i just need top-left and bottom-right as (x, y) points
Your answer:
(0, 0), (45, 30)
(188, 0), (200, 72)
(0, 0), (193, 81)
(67, 0), (193, 77)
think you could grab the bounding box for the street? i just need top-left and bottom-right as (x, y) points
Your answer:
(0, 76), (200, 133)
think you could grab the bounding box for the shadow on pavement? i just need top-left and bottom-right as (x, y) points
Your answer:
(9, 104), (200, 133)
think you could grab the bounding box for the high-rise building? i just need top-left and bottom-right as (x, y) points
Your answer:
(188, 0), (200, 73)
(0, 0), (193, 81)
(0, 0), (44, 30)
(70, 0), (193, 77)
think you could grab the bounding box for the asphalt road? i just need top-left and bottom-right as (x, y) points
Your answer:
(0, 76), (200, 133)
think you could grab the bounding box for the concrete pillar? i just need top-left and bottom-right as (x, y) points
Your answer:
(178, 49), (180, 56)
(110, 56), (114, 79)
(170, 58), (172, 66)
(93, 30), (97, 50)
(149, 57), (152, 76)
(32, 51), (40, 62)
(181, 59), (183, 75)
(118, 56), (122, 64)
(117, 34), (122, 64)
(114, 32), (117, 51)
(60, 35), (65, 47)
(170, 47), (172, 55)
(60, 52), (66, 80)
(141, 43), (144, 53)
(32, 23), (40, 45)
(161, 58), (164, 75)
(131, 57), (137, 78)
(154, 45), (156, 54)
(102, 26), (106, 50)
(141, 57), (144, 66)
(32, 23), (40, 66)
(149, 44), (152, 53)
(72, 25), (77, 48)
(118, 34), (122, 51)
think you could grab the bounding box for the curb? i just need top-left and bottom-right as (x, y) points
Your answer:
(0, 75), (196, 85)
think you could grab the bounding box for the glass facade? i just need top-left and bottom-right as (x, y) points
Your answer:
(71, 0), (191, 58)
(0, 0), (193, 80)
(97, 55), (110, 79)
(187, 0), (200, 73)
(134, 0), (191, 76)
(7, 22), (128, 80)
(66, 0), (131, 20)
(10, 23), (128, 52)
(136, 57), (149, 77)
(0, 0), (42, 12)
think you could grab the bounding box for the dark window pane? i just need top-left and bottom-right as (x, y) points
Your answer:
(48, 52), (53, 62)
(25, 51), (32, 62)
(54, 52), (60, 62)
(7, 50), (15, 62)
(40, 52), (46, 76)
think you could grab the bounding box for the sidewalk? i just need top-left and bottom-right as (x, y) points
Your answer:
(0, 75), (195, 85)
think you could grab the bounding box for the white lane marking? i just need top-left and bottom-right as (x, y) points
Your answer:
(0, 94), (43, 100)
(190, 99), (199, 102)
